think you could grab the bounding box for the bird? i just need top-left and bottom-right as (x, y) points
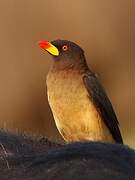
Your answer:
(38, 39), (123, 144)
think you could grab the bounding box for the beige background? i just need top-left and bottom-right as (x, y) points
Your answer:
(0, 0), (135, 147)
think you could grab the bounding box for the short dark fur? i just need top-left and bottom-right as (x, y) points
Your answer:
(27, 142), (135, 180)
(0, 130), (134, 180)
(0, 130), (60, 156)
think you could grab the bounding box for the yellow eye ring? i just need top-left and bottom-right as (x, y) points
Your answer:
(62, 45), (68, 51)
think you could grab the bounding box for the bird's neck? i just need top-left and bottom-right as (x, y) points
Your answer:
(50, 57), (90, 75)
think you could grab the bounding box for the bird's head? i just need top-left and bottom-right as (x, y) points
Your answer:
(39, 39), (86, 69)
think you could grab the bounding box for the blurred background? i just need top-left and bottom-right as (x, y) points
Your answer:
(0, 0), (134, 146)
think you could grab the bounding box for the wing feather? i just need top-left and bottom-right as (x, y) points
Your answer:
(83, 73), (123, 143)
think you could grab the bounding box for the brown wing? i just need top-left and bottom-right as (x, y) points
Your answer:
(83, 73), (123, 144)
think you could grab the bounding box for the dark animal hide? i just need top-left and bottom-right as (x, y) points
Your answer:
(0, 130), (134, 180)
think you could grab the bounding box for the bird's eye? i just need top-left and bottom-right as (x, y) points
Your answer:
(62, 45), (68, 51)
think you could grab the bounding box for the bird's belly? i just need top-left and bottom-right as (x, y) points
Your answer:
(47, 73), (113, 143)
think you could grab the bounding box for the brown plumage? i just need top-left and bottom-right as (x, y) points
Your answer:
(39, 39), (123, 144)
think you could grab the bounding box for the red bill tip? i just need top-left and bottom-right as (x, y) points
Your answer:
(38, 40), (51, 49)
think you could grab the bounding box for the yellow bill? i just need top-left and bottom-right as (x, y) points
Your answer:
(39, 40), (59, 56)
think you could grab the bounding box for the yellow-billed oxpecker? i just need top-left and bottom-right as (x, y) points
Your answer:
(39, 39), (123, 144)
